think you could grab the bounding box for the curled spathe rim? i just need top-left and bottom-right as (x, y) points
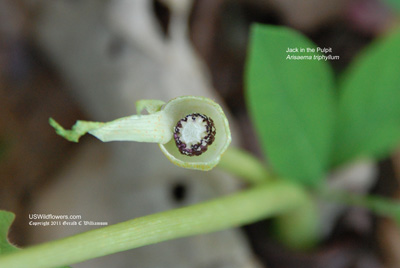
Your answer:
(159, 96), (231, 171)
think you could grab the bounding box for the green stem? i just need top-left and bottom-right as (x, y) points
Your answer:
(218, 147), (273, 184)
(273, 193), (319, 250)
(218, 146), (319, 249)
(0, 181), (309, 268)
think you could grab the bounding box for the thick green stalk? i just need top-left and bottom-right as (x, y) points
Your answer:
(0, 181), (309, 268)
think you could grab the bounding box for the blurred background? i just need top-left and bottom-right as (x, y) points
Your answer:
(0, 0), (400, 267)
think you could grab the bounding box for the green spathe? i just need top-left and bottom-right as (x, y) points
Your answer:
(50, 96), (231, 171)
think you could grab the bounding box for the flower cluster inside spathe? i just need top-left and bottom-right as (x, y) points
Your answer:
(49, 96), (231, 171)
(174, 113), (216, 157)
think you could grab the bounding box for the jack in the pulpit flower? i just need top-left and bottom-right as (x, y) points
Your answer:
(49, 96), (231, 171)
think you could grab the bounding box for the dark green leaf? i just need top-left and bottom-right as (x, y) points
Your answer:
(0, 211), (71, 268)
(362, 196), (400, 224)
(245, 24), (335, 186)
(0, 210), (18, 255)
(384, 0), (400, 11)
(321, 190), (400, 225)
(333, 30), (400, 166)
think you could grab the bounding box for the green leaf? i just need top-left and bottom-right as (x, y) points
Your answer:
(384, 0), (400, 11)
(245, 24), (335, 186)
(362, 195), (400, 224)
(333, 29), (400, 166)
(0, 210), (18, 255)
(0, 211), (71, 268)
(321, 190), (400, 225)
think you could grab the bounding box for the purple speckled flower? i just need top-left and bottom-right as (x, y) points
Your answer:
(173, 113), (216, 156)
